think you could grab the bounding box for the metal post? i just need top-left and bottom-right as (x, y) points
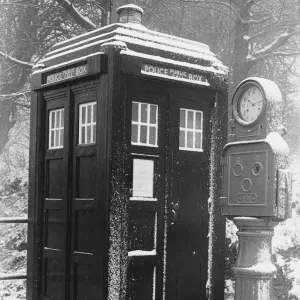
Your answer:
(233, 217), (278, 300)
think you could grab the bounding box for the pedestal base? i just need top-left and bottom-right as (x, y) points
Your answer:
(233, 217), (278, 300)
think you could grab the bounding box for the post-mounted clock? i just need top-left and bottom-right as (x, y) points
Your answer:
(230, 77), (282, 142)
(233, 82), (266, 126)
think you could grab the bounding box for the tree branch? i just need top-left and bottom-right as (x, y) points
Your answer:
(251, 29), (299, 59)
(178, 0), (241, 19)
(0, 51), (34, 68)
(55, 0), (97, 31)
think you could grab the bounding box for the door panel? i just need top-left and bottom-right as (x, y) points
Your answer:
(126, 87), (168, 300)
(70, 91), (98, 300)
(41, 82), (106, 300)
(166, 93), (212, 300)
(43, 94), (69, 300)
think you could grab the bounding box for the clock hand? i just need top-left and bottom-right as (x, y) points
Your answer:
(247, 98), (255, 105)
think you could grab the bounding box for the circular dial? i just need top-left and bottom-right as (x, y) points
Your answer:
(238, 86), (264, 123)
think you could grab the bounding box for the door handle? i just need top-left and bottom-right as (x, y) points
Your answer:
(170, 202), (179, 227)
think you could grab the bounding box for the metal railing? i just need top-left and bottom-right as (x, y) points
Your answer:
(0, 217), (28, 281)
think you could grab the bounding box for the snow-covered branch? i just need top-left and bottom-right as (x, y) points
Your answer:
(249, 29), (299, 63)
(178, 0), (241, 18)
(244, 16), (272, 25)
(0, 91), (31, 109)
(55, 0), (97, 30)
(0, 51), (34, 68)
(0, 90), (30, 98)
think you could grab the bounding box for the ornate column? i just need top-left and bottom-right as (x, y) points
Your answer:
(233, 217), (278, 300)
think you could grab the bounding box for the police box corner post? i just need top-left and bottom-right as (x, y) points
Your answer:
(219, 77), (293, 300)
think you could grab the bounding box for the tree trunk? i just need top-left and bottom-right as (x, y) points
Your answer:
(231, 0), (252, 93)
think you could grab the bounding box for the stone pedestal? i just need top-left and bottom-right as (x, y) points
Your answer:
(233, 217), (278, 300)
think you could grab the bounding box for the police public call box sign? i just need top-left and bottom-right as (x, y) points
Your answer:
(141, 63), (209, 85)
(45, 64), (88, 85)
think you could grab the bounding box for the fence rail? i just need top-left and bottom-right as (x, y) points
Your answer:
(0, 217), (28, 281)
(0, 217), (28, 223)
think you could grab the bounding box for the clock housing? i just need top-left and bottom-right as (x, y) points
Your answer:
(229, 77), (283, 142)
(233, 81), (266, 126)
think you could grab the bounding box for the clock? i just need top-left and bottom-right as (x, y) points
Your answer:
(232, 81), (266, 126)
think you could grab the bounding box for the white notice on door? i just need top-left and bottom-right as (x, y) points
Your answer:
(133, 159), (154, 197)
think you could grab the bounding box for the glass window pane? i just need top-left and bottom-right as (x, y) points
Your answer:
(179, 130), (185, 148)
(50, 131), (54, 147)
(92, 125), (96, 143)
(150, 105), (157, 124)
(195, 132), (202, 149)
(93, 104), (96, 123)
(61, 110), (64, 127)
(132, 102), (139, 122)
(141, 104), (148, 123)
(149, 127), (156, 145)
(81, 127), (85, 144)
(55, 129), (59, 146)
(51, 112), (55, 129)
(180, 109), (185, 128)
(140, 125), (147, 143)
(87, 125), (91, 144)
(55, 111), (60, 128)
(187, 111), (193, 129)
(87, 105), (92, 123)
(196, 112), (202, 130)
(187, 131), (193, 148)
(82, 106), (86, 124)
(132, 124), (138, 143)
(60, 129), (64, 146)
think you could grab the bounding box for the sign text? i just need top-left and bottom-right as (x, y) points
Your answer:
(45, 64), (88, 85)
(141, 63), (209, 85)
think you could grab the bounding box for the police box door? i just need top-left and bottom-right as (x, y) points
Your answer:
(41, 81), (106, 300)
(166, 89), (213, 300)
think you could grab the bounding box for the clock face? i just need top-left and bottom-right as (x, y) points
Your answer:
(238, 85), (264, 123)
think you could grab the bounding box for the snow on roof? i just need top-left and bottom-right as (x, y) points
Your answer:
(120, 48), (225, 76)
(42, 23), (226, 71)
(116, 4), (144, 14)
(265, 132), (290, 155)
(33, 52), (103, 75)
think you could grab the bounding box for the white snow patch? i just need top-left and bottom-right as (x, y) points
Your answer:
(287, 259), (300, 298)
(128, 250), (157, 257)
(265, 132), (290, 155)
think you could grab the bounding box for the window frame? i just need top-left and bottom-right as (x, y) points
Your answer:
(48, 108), (64, 149)
(179, 108), (204, 152)
(131, 101), (158, 148)
(78, 101), (97, 145)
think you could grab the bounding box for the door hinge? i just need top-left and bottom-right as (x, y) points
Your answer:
(228, 134), (237, 142)
(219, 197), (227, 206)
(229, 119), (236, 128)
(220, 156), (228, 165)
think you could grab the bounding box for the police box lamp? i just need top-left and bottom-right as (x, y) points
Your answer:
(220, 77), (293, 221)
